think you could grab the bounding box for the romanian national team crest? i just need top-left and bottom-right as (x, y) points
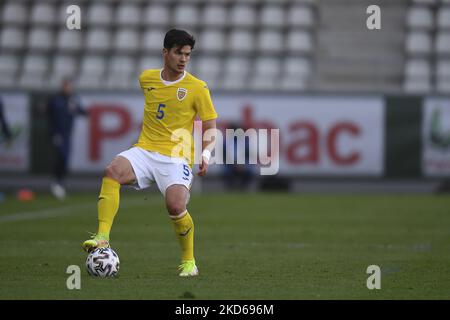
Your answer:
(177, 88), (187, 101)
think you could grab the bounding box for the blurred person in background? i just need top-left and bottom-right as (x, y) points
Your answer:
(0, 96), (12, 146)
(47, 78), (87, 200)
(222, 122), (255, 191)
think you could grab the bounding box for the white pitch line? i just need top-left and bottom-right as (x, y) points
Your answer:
(0, 199), (147, 224)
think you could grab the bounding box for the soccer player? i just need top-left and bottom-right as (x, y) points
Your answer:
(82, 29), (218, 277)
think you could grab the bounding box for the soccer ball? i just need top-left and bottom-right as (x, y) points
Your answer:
(86, 247), (120, 277)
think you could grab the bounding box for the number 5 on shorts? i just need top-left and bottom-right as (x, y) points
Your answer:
(183, 164), (190, 178)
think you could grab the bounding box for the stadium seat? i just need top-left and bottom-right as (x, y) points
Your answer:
(0, 27), (25, 50)
(250, 57), (280, 90)
(260, 5), (285, 28)
(436, 60), (450, 81)
(87, 3), (114, 26)
(107, 56), (135, 89)
(436, 32), (450, 54)
(138, 56), (162, 73)
(85, 28), (111, 52)
(19, 55), (49, 89)
(405, 31), (433, 55)
(49, 55), (78, 88)
(437, 7), (450, 29)
(2, 2), (28, 25)
(30, 2), (56, 26)
(230, 4), (257, 27)
(257, 30), (284, 53)
(287, 5), (315, 28)
(0, 54), (19, 87)
(196, 56), (222, 88)
(28, 28), (54, 52)
(199, 30), (226, 53)
(202, 4), (227, 27)
(56, 29), (82, 52)
(404, 59), (431, 78)
(406, 6), (434, 29)
(223, 56), (250, 90)
(116, 4), (141, 27)
(280, 57), (311, 90)
(286, 30), (313, 53)
(77, 55), (106, 89)
(173, 5), (199, 27)
(114, 29), (140, 53)
(142, 4), (170, 27)
(403, 78), (431, 93)
(141, 29), (165, 52)
(229, 30), (255, 53)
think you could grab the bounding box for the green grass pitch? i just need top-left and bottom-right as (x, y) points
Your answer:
(0, 191), (449, 299)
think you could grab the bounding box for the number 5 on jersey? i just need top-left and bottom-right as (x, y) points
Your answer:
(156, 103), (166, 120)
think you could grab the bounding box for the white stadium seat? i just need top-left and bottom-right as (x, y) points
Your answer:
(223, 56), (250, 90)
(141, 29), (165, 52)
(257, 30), (284, 53)
(286, 30), (313, 53)
(114, 29), (140, 53)
(77, 55), (106, 89)
(142, 4), (170, 26)
(250, 57), (280, 90)
(85, 29), (111, 52)
(30, 3), (56, 25)
(405, 31), (433, 55)
(230, 5), (257, 27)
(28, 28), (53, 52)
(436, 32), (450, 54)
(229, 30), (255, 53)
(87, 4), (114, 26)
(260, 5), (285, 28)
(49, 55), (78, 88)
(56, 29), (82, 52)
(406, 6), (434, 29)
(2, 2), (28, 25)
(403, 78), (431, 93)
(173, 5), (199, 27)
(138, 56), (162, 73)
(199, 30), (226, 53)
(0, 55), (19, 87)
(107, 56), (135, 89)
(0, 27), (25, 50)
(116, 4), (141, 27)
(287, 5), (315, 28)
(19, 55), (49, 89)
(202, 4), (227, 27)
(196, 56), (222, 88)
(437, 7), (450, 29)
(404, 59), (431, 78)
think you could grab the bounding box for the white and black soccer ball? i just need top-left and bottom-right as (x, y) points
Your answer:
(86, 247), (120, 277)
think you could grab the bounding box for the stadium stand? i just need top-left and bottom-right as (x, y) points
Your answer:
(0, 0), (449, 93)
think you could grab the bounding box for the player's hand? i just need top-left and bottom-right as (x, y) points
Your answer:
(198, 158), (209, 176)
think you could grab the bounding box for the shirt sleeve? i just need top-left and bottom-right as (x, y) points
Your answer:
(195, 82), (218, 121)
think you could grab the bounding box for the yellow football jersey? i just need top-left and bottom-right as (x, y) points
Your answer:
(134, 69), (218, 167)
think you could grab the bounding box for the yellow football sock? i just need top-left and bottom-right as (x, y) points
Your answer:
(171, 211), (195, 262)
(97, 177), (121, 239)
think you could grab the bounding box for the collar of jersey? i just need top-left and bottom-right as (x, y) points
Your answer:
(160, 68), (186, 86)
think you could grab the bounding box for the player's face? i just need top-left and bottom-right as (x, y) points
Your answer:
(164, 45), (191, 74)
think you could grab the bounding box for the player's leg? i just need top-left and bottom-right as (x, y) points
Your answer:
(82, 156), (136, 252)
(165, 184), (198, 276)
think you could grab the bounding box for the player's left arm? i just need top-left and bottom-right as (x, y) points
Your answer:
(198, 119), (217, 177)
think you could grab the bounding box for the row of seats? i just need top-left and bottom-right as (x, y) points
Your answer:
(406, 31), (450, 55)
(404, 2), (450, 93)
(2, 1), (315, 28)
(0, 27), (314, 54)
(0, 54), (312, 91)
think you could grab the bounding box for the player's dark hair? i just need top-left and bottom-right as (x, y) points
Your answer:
(163, 29), (195, 50)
